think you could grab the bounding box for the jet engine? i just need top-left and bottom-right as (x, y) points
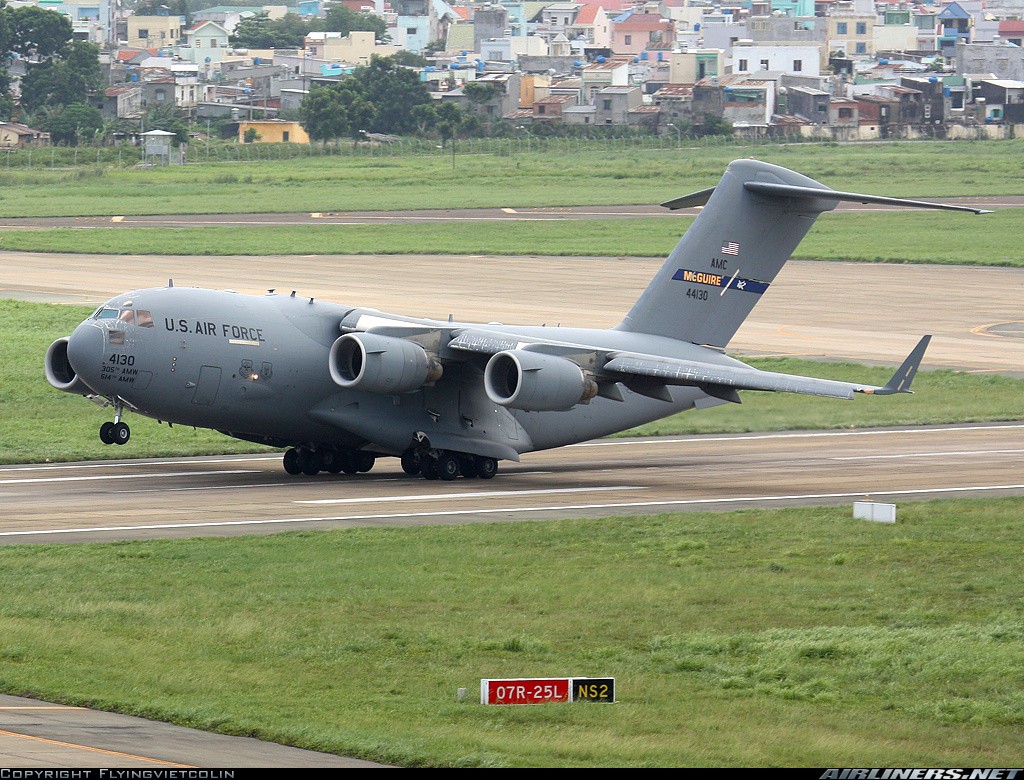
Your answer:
(483, 350), (597, 412)
(45, 337), (93, 395)
(329, 333), (442, 394)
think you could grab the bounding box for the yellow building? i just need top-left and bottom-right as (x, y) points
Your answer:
(238, 120), (310, 144)
(126, 14), (183, 50)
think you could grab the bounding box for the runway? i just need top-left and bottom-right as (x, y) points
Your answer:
(4, 423), (1024, 544)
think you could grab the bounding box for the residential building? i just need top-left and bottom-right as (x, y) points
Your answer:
(126, 14), (184, 50)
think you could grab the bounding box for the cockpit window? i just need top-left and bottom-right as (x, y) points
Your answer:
(107, 330), (125, 345)
(94, 306), (153, 327)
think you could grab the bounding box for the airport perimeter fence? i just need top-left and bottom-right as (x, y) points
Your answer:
(0, 131), (825, 171)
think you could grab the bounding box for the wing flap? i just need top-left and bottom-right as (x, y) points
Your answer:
(603, 336), (931, 401)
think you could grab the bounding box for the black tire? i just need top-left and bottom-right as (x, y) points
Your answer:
(99, 421), (115, 445)
(436, 451), (460, 481)
(282, 448), (302, 475)
(400, 450), (421, 475)
(339, 450), (359, 475)
(112, 421), (131, 445)
(459, 456), (478, 478)
(475, 457), (498, 480)
(298, 450), (319, 476)
(355, 452), (375, 473)
(420, 457), (439, 480)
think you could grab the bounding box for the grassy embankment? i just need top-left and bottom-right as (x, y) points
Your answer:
(6, 139), (1024, 217)
(0, 497), (1022, 767)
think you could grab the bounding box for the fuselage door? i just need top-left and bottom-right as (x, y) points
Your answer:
(192, 365), (222, 405)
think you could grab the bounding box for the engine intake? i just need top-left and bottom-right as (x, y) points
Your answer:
(330, 333), (442, 394)
(45, 337), (92, 395)
(484, 350), (596, 412)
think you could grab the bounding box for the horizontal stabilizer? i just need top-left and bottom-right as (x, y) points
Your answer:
(660, 187), (716, 210)
(744, 182), (993, 215)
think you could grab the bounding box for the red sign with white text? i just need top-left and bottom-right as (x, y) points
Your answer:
(481, 678), (571, 705)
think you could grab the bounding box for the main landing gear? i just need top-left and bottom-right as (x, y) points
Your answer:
(282, 447), (375, 476)
(403, 449), (498, 481)
(98, 402), (130, 445)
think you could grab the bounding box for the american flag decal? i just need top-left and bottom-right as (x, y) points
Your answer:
(721, 241), (740, 256)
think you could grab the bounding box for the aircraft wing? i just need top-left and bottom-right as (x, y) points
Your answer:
(603, 335), (931, 402)
(448, 327), (930, 404)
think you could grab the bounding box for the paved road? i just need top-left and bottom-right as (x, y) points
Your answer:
(3, 423), (1024, 545)
(5, 253), (1023, 375)
(0, 694), (388, 768)
(0, 195), (1018, 229)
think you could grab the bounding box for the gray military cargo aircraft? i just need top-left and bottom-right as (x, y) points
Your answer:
(46, 159), (988, 480)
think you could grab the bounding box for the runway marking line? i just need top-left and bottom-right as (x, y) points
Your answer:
(833, 449), (1024, 461)
(0, 469), (258, 485)
(0, 728), (195, 767)
(295, 486), (642, 505)
(3, 484), (1024, 538)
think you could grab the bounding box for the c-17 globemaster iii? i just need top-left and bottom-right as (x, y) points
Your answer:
(45, 159), (988, 481)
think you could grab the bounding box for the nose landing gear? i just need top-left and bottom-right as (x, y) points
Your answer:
(99, 402), (130, 445)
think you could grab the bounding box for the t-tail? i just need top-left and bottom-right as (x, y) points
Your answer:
(616, 159), (990, 348)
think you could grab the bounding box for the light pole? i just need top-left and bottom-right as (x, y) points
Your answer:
(667, 122), (681, 144)
(516, 124), (531, 153)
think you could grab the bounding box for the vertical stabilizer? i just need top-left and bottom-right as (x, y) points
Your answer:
(616, 159), (838, 348)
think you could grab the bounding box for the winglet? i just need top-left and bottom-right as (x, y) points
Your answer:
(861, 335), (931, 396)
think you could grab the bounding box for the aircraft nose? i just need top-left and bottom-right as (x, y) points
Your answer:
(66, 320), (104, 377)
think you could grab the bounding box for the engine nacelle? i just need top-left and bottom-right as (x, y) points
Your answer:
(329, 333), (442, 394)
(45, 337), (92, 395)
(484, 350), (597, 412)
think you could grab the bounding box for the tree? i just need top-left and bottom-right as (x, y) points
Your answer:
(462, 81), (498, 120)
(230, 11), (311, 49)
(45, 103), (101, 145)
(315, 5), (387, 42)
(357, 56), (432, 134)
(298, 56), (433, 139)
(19, 42), (101, 114)
(144, 103), (189, 144)
(8, 5), (72, 59)
(243, 127), (260, 143)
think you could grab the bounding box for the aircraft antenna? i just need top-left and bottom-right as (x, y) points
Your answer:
(168, 279), (174, 287)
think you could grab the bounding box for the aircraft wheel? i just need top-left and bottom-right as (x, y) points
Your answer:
(338, 451), (359, 475)
(436, 451), (460, 481)
(400, 450), (421, 475)
(355, 452), (375, 473)
(298, 450), (319, 476)
(475, 457), (498, 480)
(459, 455), (478, 478)
(112, 422), (131, 445)
(99, 421), (115, 445)
(283, 448), (302, 475)
(420, 457), (439, 480)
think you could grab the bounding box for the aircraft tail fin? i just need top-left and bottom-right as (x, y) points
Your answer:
(616, 159), (988, 348)
(863, 335), (931, 396)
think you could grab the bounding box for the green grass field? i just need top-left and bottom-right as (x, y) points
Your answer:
(1, 208), (1020, 266)
(1, 498), (1022, 766)
(3, 139), (1024, 218)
